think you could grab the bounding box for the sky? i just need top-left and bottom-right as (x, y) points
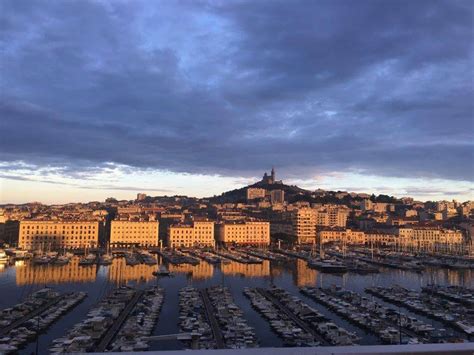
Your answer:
(0, 0), (473, 204)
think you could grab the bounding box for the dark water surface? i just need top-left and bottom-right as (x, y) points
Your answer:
(0, 256), (472, 354)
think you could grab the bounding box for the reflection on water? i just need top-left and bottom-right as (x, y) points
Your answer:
(295, 259), (318, 287)
(108, 257), (155, 285)
(0, 255), (472, 354)
(16, 258), (97, 286)
(0, 256), (469, 289)
(220, 260), (271, 278)
(168, 262), (214, 280)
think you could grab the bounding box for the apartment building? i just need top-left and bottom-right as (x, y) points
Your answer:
(168, 221), (215, 248)
(291, 208), (317, 244)
(315, 206), (349, 228)
(398, 227), (464, 251)
(19, 220), (100, 250)
(110, 219), (159, 247)
(246, 188), (266, 201)
(270, 189), (285, 204)
(318, 228), (366, 245)
(216, 221), (270, 246)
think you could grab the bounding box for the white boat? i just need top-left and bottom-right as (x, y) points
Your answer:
(0, 249), (8, 262)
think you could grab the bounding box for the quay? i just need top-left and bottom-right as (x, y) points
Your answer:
(200, 289), (226, 349)
(96, 289), (145, 351)
(256, 288), (329, 345)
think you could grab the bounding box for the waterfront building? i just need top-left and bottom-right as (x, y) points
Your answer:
(398, 226), (464, 252)
(247, 188), (266, 201)
(19, 220), (100, 250)
(110, 219), (159, 247)
(318, 228), (366, 245)
(291, 208), (317, 244)
(168, 220), (215, 248)
(365, 232), (398, 247)
(216, 221), (270, 246)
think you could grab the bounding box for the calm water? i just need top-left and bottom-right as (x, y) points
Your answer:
(0, 256), (472, 354)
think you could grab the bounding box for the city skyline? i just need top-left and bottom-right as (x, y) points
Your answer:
(1, 0), (473, 203)
(1, 167), (473, 205)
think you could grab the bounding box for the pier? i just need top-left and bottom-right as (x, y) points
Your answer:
(301, 287), (430, 344)
(199, 289), (225, 349)
(96, 289), (145, 351)
(256, 288), (329, 345)
(366, 286), (473, 338)
(0, 295), (63, 336)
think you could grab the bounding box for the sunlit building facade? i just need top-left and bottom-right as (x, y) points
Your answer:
(168, 221), (215, 248)
(216, 221), (270, 246)
(110, 220), (159, 247)
(291, 208), (317, 244)
(16, 257), (97, 285)
(398, 227), (464, 251)
(19, 220), (100, 250)
(246, 188), (266, 201)
(318, 228), (366, 245)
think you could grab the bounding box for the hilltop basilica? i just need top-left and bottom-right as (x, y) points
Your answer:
(262, 167), (282, 185)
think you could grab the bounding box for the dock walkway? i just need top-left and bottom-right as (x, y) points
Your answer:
(0, 295), (65, 336)
(96, 290), (145, 351)
(256, 288), (328, 345)
(199, 289), (225, 349)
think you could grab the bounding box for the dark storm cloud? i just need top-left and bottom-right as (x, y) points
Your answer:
(1, 0), (473, 181)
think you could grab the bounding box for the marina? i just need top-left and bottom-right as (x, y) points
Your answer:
(109, 286), (164, 352)
(157, 249), (200, 265)
(243, 287), (319, 346)
(211, 249), (263, 264)
(0, 251), (472, 353)
(178, 287), (216, 349)
(0, 289), (85, 353)
(366, 285), (474, 338)
(205, 286), (258, 348)
(49, 286), (139, 353)
(300, 286), (457, 344)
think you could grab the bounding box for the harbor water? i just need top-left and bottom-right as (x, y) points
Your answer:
(0, 256), (472, 353)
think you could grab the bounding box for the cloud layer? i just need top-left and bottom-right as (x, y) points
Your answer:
(1, 0), (473, 183)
